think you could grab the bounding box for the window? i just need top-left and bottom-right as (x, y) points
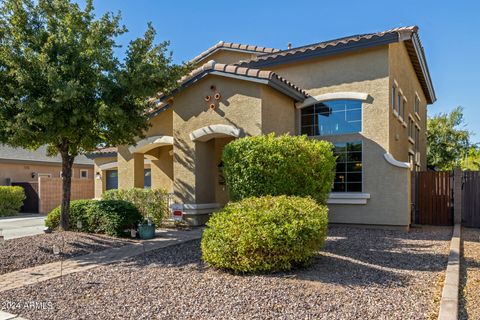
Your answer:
(144, 169), (151, 189)
(300, 100), (362, 136)
(391, 85), (396, 111)
(414, 95), (420, 114)
(402, 99), (406, 120)
(80, 170), (88, 179)
(408, 118), (414, 141)
(332, 141), (362, 192)
(415, 126), (420, 150)
(397, 93), (402, 116)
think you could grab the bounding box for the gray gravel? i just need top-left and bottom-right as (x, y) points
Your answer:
(460, 228), (480, 320)
(0, 226), (451, 320)
(0, 232), (134, 275)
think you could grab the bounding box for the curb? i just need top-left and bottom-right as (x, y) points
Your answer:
(438, 224), (461, 320)
(0, 310), (28, 320)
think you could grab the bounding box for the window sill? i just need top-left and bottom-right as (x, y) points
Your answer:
(401, 120), (407, 128)
(393, 110), (399, 117)
(408, 137), (415, 144)
(415, 112), (421, 120)
(327, 193), (371, 205)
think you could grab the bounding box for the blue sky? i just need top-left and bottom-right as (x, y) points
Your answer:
(80, 0), (479, 143)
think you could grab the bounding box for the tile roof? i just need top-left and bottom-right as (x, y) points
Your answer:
(190, 41), (280, 64)
(237, 26), (435, 104)
(238, 26), (418, 66)
(148, 60), (308, 113)
(0, 145), (93, 165)
(86, 147), (118, 158)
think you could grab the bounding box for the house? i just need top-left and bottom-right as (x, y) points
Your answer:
(0, 145), (94, 213)
(89, 26), (435, 230)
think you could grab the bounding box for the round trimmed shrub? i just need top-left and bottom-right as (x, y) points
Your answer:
(222, 134), (336, 204)
(201, 195), (328, 273)
(86, 200), (142, 237)
(0, 186), (25, 217)
(45, 199), (95, 231)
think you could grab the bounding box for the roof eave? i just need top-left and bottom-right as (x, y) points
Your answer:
(409, 33), (436, 104)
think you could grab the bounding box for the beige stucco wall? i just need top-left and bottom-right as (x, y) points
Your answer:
(264, 46), (411, 227)
(195, 49), (258, 66)
(261, 86), (296, 135)
(172, 75), (263, 204)
(0, 161), (93, 186)
(145, 146), (173, 193)
(388, 42), (428, 170)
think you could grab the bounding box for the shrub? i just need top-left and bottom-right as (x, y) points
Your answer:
(222, 134), (336, 204)
(45, 199), (95, 231)
(45, 199), (142, 237)
(102, 188), (168, 226)
(201, 195), (328, 273)
(86, 200), (142, 237)
(0, 186), (26, 217)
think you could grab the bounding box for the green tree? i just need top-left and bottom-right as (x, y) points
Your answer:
(427, 106), (471, 170)
(0, 0), (188, 229)
(461, 147), (480, 171)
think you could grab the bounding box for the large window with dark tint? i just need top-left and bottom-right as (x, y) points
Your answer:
(332, 141), (362, 192)
(301, 100), (362, 136)
(144, 169), (151, 189)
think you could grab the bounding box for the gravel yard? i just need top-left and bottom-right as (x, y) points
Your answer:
(0, 226), (451, 320)
(0, 232), (134, 275)
(460, 228), (480, 320)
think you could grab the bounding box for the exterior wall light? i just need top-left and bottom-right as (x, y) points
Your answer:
(95, 172), (101, 180)
(31, 172), (36, 179)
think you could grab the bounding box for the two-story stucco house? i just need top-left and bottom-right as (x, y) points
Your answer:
(89, 26), (435, 230)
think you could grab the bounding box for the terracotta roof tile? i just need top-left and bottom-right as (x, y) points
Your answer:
(149, 60), (308, 113)
(190, 41), (280, 64)
(237, 26), (418, 66)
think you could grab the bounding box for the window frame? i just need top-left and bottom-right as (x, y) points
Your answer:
(299, 99), (363, 137)
(332, 141), (363, 193)
(80, 169), (88, 179)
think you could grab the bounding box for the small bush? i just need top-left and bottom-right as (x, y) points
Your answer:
(86, 200), (142, 237)
(45, 199), (142, 237)
(102, 188), (168, 226)
(222, 134), (336, 204)
(45, 200), (95, 231)
(201, 195), (328, 273)
(0, 186), (26, 216)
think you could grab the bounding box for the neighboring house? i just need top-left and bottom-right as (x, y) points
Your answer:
(89, 26), (435, 230)
(0, 145), (94, 213)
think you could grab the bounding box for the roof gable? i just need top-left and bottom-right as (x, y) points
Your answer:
(191, 41), (280, 64)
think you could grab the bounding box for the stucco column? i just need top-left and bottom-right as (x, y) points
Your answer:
(453, 168), (462, 225)
(118, 146), (144, 189)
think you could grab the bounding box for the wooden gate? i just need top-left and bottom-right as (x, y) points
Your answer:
(413, 171), (453, 225)
(462, 171), (480, 227)
(11, 182), (39, 213)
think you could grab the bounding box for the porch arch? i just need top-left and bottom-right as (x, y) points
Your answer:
(189, 124), (241, 142)
(128, 135), (174, 154)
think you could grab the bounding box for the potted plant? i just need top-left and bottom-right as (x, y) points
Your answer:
(138, 218), (155, 240)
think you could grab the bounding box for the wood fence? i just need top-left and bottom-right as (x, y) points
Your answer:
(462, 171), (480, 228)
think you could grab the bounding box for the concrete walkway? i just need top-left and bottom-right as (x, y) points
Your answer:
(0, 215), (46, 240)
(0, 228), (203, 293)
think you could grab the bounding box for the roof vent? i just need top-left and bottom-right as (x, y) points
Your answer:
(287, 43), (292, 50)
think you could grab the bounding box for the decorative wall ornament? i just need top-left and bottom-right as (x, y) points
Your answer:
(205, 84), (221, 111)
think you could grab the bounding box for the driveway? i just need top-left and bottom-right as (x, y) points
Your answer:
(0, 214), (46, 240)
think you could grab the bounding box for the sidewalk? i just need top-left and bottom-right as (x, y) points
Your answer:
(0, 215), (46, 240)
(0, 228), (203, 293)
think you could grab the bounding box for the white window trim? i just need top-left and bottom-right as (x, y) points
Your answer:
(38, 173), (52, 178)
(383, 153), (411, 169)
(295, 92), (369, 109)
(80, 169), (88, 179)
(327, 192), (371, 205)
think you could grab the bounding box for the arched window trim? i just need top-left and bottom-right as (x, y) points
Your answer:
(296, 92), (369, 109)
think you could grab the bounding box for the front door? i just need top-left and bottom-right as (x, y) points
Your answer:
(106, 170), (118, 190)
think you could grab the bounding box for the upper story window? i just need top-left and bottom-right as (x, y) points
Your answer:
(397, 93), (402, 117)
(300, 99), (362, 136)
(414, 95), (420, 115)
(402, 99), (406, 120)
(333, 141), (362, 192)
(391, 85), (396, 111)
(80, 169), (88, 179)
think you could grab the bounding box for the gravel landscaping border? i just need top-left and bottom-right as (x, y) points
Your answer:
(459, 228), (480, 320)
(0, 226), (451, 320)
(0, 232), (134, 275)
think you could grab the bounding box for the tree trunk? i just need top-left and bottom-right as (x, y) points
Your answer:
(59, 147), (75, 231)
